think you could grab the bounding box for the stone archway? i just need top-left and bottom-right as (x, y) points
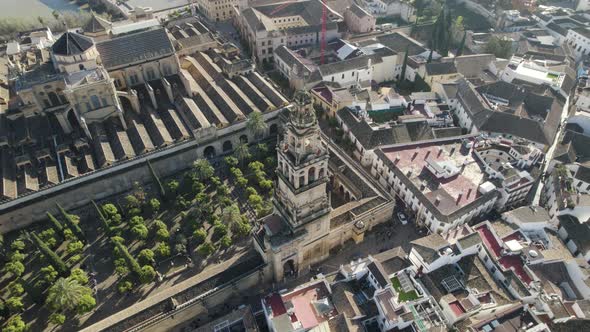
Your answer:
(222, 140), (233, 152)
(283, 259), (296, 278)
(67, 109), (79, 131)
(204, 145), (216, 159)
(270, 123), (278, 135)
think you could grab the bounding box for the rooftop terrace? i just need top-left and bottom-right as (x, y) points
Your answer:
(382, 139), (486, 215)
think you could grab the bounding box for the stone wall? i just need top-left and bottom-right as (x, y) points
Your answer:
(98, 257), (272, 332)
(0, 111), (281, 234)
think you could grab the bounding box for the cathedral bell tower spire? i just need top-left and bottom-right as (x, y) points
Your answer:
(274, 90), (330, 228)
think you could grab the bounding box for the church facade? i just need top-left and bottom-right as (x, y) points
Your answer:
(254, 91), (395, 281)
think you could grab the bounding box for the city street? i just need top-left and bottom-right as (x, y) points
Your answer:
(532, 93), (573, 205)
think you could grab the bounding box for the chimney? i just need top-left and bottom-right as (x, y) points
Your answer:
(456, 193), (463, 205)
(435, 196), (441, 206)
(412, 151), (418, 160)
(438, 146), (444, 157)
(467, 188), (472, 199)
(394, 154), (400, 164)
(424, 150), (431, 160)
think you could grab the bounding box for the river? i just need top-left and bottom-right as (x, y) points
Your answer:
(0, 0), (80, 20)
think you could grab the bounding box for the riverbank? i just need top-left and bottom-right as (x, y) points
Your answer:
(0, 0), (80, 20)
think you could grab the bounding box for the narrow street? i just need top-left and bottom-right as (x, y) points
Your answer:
(532, 94), (573, 205)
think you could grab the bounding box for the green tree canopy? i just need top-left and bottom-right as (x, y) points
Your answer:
(69, 268), (89, 285)
(484, 36), (513, 59)
(30, 232), (68, 276)
(246, 111), (268, 138)
(193, 228), (207, 244)
(2, 315), (26, 332)
(46, 277), (94, 313)
(49, 313), (66, 326)
(234, 142), (251, 164)
(138, 249), (155, 266)
(131, 224), (149, 240)
(193, 159), (215, 181)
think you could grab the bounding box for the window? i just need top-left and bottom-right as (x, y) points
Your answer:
(129, 73), (138, 85)
(146, 68), (155, 80)
(90, 95), (101, 109)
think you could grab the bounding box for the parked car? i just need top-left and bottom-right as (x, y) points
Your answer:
(397, 212), (408, 225)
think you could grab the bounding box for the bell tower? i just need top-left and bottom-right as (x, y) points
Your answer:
(275, 90), (330, 229)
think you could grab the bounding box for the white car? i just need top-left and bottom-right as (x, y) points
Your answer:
(397, 212), (408, 225)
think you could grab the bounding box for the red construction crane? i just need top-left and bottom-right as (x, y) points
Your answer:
(320, 0), (327, 65)
(269, 2), (293, 16)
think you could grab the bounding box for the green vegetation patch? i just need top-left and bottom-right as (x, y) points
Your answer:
(391, 276), (419, 302)
(368, 107), (405, 123)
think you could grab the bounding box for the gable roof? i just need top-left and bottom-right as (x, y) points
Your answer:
(348, 3), (370, 18)
(83, 14), (111, 34)
(367, 260), (390, 288)
(476, 81), (528, 105)
(410, 234), (449, 265)
(425, 62), (458, 76)
(52, 32), (94, 56)
(411, 233), (449, 250)
(376, 32), (426, 56)
(558, 215), (590, 254)
(459, 79), (560, 145)
(96, 28), (174, 70)
(337, 107), (434, 149)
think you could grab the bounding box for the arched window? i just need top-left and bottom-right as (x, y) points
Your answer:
(48, 92), (60, 106)
(204, 146), (216, 159)
(308, 167), (316, 183)
(90, 95), (101, 109)
(223, 140), (233, 152)
(270, 123), (278, 135)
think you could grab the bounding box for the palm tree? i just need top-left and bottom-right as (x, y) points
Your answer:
(234, 142), (251, 165)
(46, 278), (88, 312)
(246, 111), (267, 139)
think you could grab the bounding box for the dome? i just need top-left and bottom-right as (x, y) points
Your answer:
(52, 32), (94, 57)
